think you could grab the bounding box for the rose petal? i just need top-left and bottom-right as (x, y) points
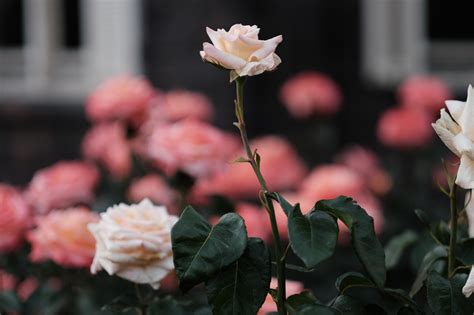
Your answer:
(456, 155), (474, 189)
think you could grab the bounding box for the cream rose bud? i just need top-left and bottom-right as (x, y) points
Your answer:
(88, 199), (178, 289)
(200, 24), (283, 78)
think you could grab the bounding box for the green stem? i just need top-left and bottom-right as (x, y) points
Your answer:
(448, 183), (458, 278)
(234, 77), (286, 314)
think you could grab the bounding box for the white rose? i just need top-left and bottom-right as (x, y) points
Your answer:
(200, 24), (283, 78)
(88, 199), (178, 289)
(432, 85), (474, 189)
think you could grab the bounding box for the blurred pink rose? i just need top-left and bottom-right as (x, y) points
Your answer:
(335, 145), (392, 195)
(280, 71), (342, 118)
(25, 161), (100, 214)
(192, 136), (307, 200)
(0, 270), (17, 291)
(153, 90), (214, 123)
(82, 122), (132, 180)
(17, 277), (38, 301)
(127, 175), (179, 215)
(86, 75), (157, 124)
(236, 203), (272, 243)
(27, 207), (99, 268)
(145, 119), (240, 178)
(258, 278), (304, 315)
(398, 75), (451, 113)
(300, 164), (365, 202)
(159, 271), (179, 293)
(0, 184), (31, 253)
(377, 107), (433, 149)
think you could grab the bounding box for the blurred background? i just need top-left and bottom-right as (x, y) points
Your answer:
(1, 0), (474, 307)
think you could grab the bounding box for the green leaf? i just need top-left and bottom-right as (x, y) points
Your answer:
(315, 196), (386, 287)
(335, 272), (375, 294)
(172, 206), (247, 292)
(385, 230), (418, 269)
(383, 288), (420, 312)
(288, 204), (338, 268)
(147, 296), (185, 315)
(286, 291), (317, 313)
(456, 239), (474, 265)
(426, 272), (462, 315)
(414, 209), (430, 229)
(271, 193), (294, 216)
(0, 291), (20, 311)
(409, 246), (447, 297)
(332, 295), (367, 315)
(205, 238), (271, 315)
(294, 304), (341, 315)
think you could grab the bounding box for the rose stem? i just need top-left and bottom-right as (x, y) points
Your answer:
(448, 182), (458, 277)
(234, 76), (287, 314)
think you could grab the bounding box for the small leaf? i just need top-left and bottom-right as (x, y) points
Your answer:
(385, 230), (418, 269)
(383, 288), (420, 312)
(233, 156), (250, 164)
(229, 71), (240, 82)
(271, 193), (294, 216)
(172, 206), (247, 292)
(332, 295), (367, 315)
(315, 196), (386, 287)
(286, 291), (317, 313)
(288, 204), (338, 268)
(206, 238), (271, 315)
(335, 272), (375, 294)
(409, 246), (447, 297)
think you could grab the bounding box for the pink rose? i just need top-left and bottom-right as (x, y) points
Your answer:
(280, 71), (342, 118)
(200, 24), (283, 77)
(86, 75), (157, 124)
(153, 90), (214, 123)
(236, 203), (272, 243)
(24, 161), (100, 214)
(82, 122), (132, 180)
(0, 270), (17, 291)
(192, 136), (307, 200)
(398, 75), (451, 113)
(127, 175), (179, 215)
(258, 278), (304, 315)
(27, 207), (99, 268)
(300, 165), (366, 202)
(17, 277), (39, 301)
(377, 107), (433, 149)
(145, 119), (240, 178)
(0, 184), (31, 253)
(335, 145), (392, 195)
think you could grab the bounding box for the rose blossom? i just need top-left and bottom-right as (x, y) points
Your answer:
(88, 199), (178, 289)
(335, 145), (392, 195)
(0, 184), (31, 252)
(127, 175), (179, 215)
(0, 270), (17, 291)
(432, 85), (474, 189)
(82, 122), (132, 180)
(377, 107), (433, 149)
(200, 24), (283, 77)
(17, 277), (39, 301)
(145, 119), (240, 178)
(280, 71), (342, 118)
(27, 207), (99, 268)
(236, 203), (272, 243)
(258, 278), (304, 315)
(192, 136), (307, 200)
(398, 75), (451, 113)
(24, 161), (100, 214)
(153, 90), (214, 123)
(86, 75), (157, 124)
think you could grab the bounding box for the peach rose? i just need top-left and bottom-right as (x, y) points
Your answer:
(335, 145), (392, 195)
(377, 107), (433, 149)
(398, 75), (451, 113)
(88, 199), (178, 289)
(192, 136), (306, 200)
(154, 90), (214, 123)
(258, 278), (304, 315)
(82, 122), (132, 180)
(86, 75), (157, 125)
(280, 71), (342, 118)
(127, 175), (179, 215)
(24, 161), (100, 214)
(145, 119), (240, 178)
(0, 270), (17, 291)
(27, 207), (99, 268)
(200, 24), (283, 78)
(236, 203), (272, 243)
(0, 184), (31, 252)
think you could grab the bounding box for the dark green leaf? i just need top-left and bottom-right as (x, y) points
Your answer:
(335, 272), (375, 294)
(271, 193), (294, 216)
(206, 238), (271, 315)
(426, 272), (474, 315)
(172, 206), (247, 292)
(288, 204), (338, 268)
(431, 222), (450, 246)
(385, 230), (418, 269)
(332, 295), (367, 315)
(0, 291), (20, 311)
(147, 296), (185, 315)
(295, 304), (341, 315)
(457, 239), (474, 265)
(410, 246), (447, 297)
(286, 291), (317, 313)
(397, 306), (416, 315)
(383, 288), (420, 312)
(315, 196), (386, 287)
(414, 209), (430, 229)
